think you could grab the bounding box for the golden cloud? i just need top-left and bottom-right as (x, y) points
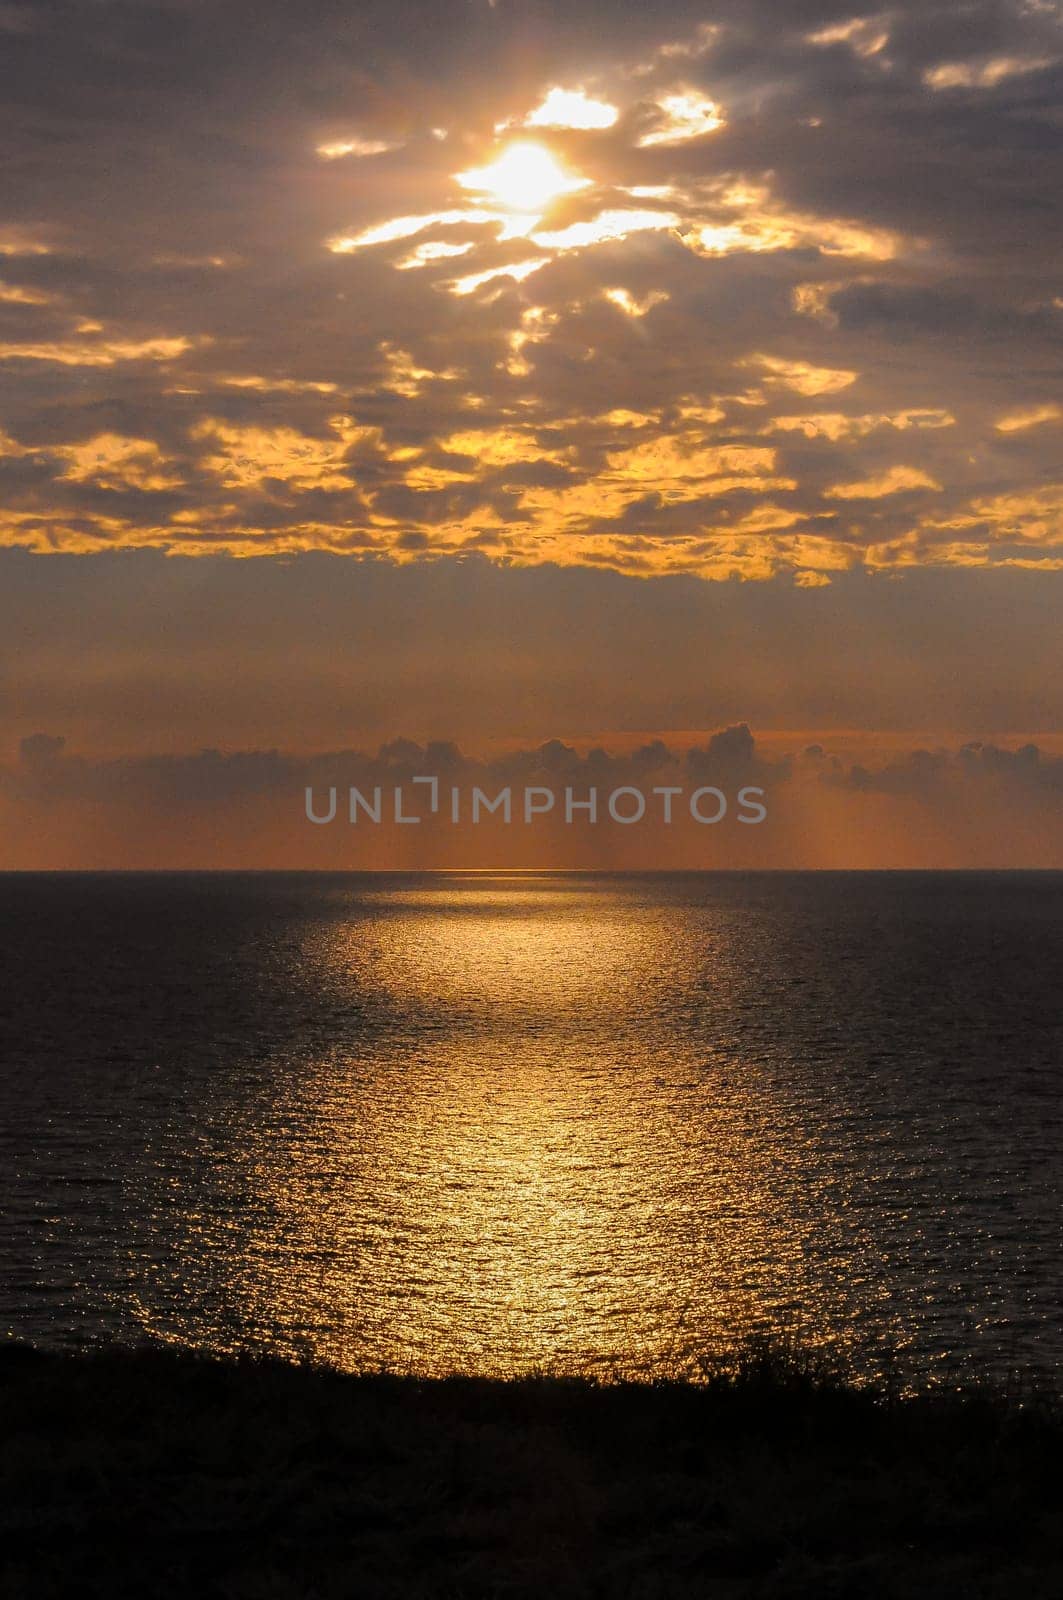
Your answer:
(826, 466), (942, 499)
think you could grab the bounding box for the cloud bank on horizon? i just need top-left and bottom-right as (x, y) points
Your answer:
(5, 718), (1062, 869)
(2, 0), (1063, 581)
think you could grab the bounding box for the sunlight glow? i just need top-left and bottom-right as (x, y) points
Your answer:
(456, 143), (590, 213)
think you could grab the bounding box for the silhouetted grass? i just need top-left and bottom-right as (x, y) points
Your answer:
(1, 1337), (1060, 1598)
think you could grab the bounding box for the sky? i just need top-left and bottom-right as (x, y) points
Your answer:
(1, 0), (1062, 865)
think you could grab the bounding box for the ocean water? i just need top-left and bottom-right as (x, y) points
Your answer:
(0, 871), (1060, 1387)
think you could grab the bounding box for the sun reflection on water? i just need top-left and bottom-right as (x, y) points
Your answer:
(160, 879), (882, 1377)
(6, 873), (1055, 1389)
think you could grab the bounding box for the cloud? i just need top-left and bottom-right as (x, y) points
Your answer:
(316, 136), (401, 158)
(508, 87), (619, 132)
(3, 720), (1060, 869)
(0, 335), (197, 367)
(3, 547), (1061, 760)
(924, 55), (1056, 89)
(748, 355), (859, 396)
(0, 0), (1061, 584)
(995, 403), (1062, 433)
(825, 465), (941, 499)
(807, 17), (891, 58)
(18, 731), (65, 766)
(636, 89), (725, 146)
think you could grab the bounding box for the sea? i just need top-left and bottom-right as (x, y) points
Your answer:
(1, 871), (1060, 1389)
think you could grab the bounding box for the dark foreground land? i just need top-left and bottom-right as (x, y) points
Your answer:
(1, 1342), (1061, 1599)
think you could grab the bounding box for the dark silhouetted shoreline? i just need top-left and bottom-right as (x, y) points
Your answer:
(2, 1340), (1060, 1598)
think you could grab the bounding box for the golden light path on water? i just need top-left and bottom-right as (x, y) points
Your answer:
(145, 878), (911, 1378)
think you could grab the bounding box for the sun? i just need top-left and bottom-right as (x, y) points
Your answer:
(456, 141), (589, 213)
